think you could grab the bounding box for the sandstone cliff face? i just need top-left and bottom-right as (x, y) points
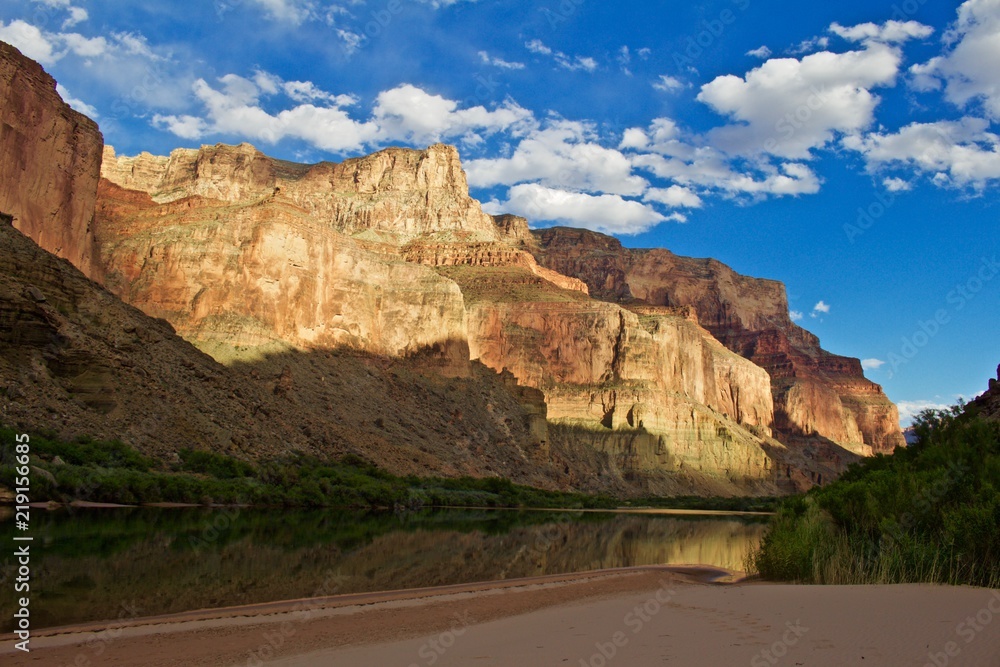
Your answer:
(532, 227), (905, 455)
(429, 261), (782, 492)
(102, 143), (501, 243)
(0, 41), (103, 279)
(0, 213), (554, 482)
(95, 178), (471, 373)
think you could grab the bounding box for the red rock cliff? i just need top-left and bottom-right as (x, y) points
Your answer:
(0, 41), (103, 279)
(531, 227), (905, 454)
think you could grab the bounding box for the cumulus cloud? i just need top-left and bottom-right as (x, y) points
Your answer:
(698, 25), (910, 159)
(844, 117), (1000, 189)
(829, 20), (933, 45)
(643, 185), (702, 208)
(373, 84), (533, 145)
(746, 45), (772, 59)
(790, 310), (804, 321)
(908, 0), (1000, 120)
(465, 120), (647, 196)
(155, 74), (379, 151)
(487, 184), (666, 235)
(0, 19), (58, 64)
(811, 300), (830, 317)
(883, 176), (913, 191)
(155, 76), (533, 153)
(861, 358), (886, 370)
(631, 150), (822, 197)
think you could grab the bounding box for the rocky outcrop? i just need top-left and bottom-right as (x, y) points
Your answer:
(102, 142), (501, 243)
(532, 227), (905, 455)
(973, 364), (1000, 419)
(0, 41), (103, 279)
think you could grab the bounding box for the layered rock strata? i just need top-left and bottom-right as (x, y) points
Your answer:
(531, 227), (904, 455)
(0, 41), (103, 279)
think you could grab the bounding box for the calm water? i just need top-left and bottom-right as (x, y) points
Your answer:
(0, 507), (766, 631)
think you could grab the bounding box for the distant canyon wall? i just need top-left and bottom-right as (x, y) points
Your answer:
(530, 227), (905, 455)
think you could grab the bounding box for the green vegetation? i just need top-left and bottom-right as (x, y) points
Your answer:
(0, 426), (778, 512)
(0, 427), (617, 509)
(750, 403), (1000, 587)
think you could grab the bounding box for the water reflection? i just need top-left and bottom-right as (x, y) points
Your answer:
(0, 507), (766, 630)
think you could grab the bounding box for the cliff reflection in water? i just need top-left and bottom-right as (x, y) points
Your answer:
(0, 508), (766, 631)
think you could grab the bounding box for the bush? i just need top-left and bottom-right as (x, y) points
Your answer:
(751, 404), (1000, 587)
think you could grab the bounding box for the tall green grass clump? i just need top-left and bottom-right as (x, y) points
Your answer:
(750, 403), (1000, 587)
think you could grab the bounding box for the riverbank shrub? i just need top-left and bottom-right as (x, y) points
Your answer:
(750, 404), (1000, 587)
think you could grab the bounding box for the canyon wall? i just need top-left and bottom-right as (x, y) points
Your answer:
(95, 177), (471, 373)
(98, 143), (789, 492)
(2, 43), (901, 494)
(0, 41), (103, 279)
(531, 227), (904, 454)
(102, 142), (501, 243)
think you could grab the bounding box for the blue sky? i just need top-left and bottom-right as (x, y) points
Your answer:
(2, 0), (998, 424)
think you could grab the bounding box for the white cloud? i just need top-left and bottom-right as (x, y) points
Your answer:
(883, 176), (913, 191)
(155, 74), (380, 152)
(60, 32), (109, 58)
(908, 0), (1000, 120)
(790, 310), (804, 321)
(811, 300), (830, 317)
(525, 39), (552, 56)
(478, 51), (525, 70)
(336, 29), (364, 55)
(789, 36), (830, 54)
(896, 399), (953, 426)
(488, 183), (666, 235)
(28, 0), (88, 29)
(56, 83), (98, 118)
(617, 45), (632, 74)
(746, 46), (771, 59)
(62, 6), (88, 29)
(465, 120), (647, 196)
(155, 76), (533, 153)
(830, 20), (933, 45)
(643, 185), (702, 208)
(844, 117), (1000, 189)
(0, 19), (58, 65)
(698, 28), (907, 159)
(373, 84), (533, 146)
(861, 358), (886, 370)
(653, 75), (684, 92)
(524, 39), (596, 72)
(247, 0), (314, 24)
(559, 55), (597, 72)
(418, 0), (479, 7)
(631, 149), (822, 197)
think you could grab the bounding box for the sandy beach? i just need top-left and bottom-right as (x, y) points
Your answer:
(4, 566), (999, 667)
